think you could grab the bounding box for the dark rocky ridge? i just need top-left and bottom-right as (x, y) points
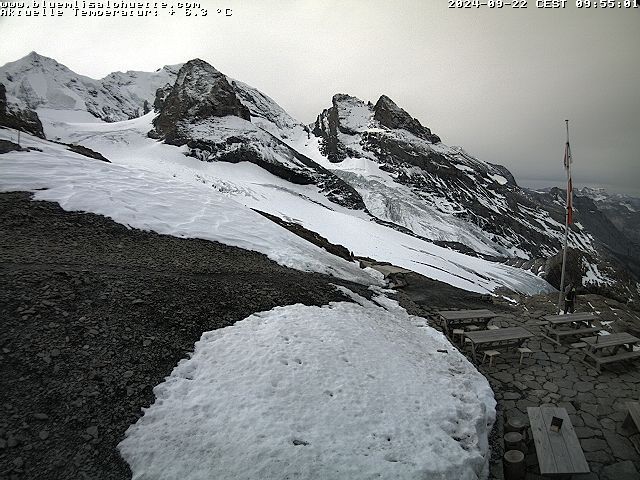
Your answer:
(0, 83), (45, 139)
(64, 143), (111, 163)
(373, 95), (441, 144)
(0, 139), (30, 153)
(311, 94), (356, 162)
(254, 209), (354, 261)
(150, 59), (250, 144)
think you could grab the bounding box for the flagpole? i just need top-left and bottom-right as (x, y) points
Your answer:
(557, 119), (571, 312)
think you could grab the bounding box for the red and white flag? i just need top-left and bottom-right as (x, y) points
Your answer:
(564, 141), (573, 224)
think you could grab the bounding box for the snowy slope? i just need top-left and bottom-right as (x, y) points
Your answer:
(0, 52), (180, 122)
(13, 113), (553, 295)
(0, 54), (557, 294)
(0, 128), (378, 286)
(119, 294), (496, 480)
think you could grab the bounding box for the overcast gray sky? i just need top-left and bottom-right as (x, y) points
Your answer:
(1, 0), (638, 195)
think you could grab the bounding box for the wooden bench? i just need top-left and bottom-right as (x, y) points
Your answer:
(517, 347), (532, 365)
(527, 406), (589, 476)
(623, 402), (640, 432)
(591, 349), (640, 372)
(482, 350), (501, 366)
(544, 326), (600, 345)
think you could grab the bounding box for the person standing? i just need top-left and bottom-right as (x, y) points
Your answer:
(564, 283), (576, 314)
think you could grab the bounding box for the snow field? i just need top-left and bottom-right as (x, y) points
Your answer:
(0, 129), (378, 287)
(30, 112), (553, 295)
(118, 294), (496, 480)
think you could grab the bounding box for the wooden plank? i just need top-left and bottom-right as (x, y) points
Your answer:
(559, 408), (590, 474)
(543, 312), (596, 323)
(541, 407), (577, 475)
(438, 309), (496, 321)
(596, 350), (640, 364)
(583, 333), (640, 350)
(528, 407), (589, 475)
(465, 326), (533, 344)
(548, 327), (600, 338)
(541, 407), (589, 474)
(528, 407), (558, 474)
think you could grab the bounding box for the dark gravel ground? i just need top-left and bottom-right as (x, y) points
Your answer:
(0, 191), (375, 480)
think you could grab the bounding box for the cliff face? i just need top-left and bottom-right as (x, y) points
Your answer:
(150, 59), (251, 145)
(0, 83), (45, 138)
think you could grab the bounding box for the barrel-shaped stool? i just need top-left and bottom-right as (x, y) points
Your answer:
(503, 449), (526, 480)
(504, 431), (525, 453)
(505, 416), (528, 441)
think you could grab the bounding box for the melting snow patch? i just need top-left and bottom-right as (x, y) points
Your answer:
(500, 295), (518, 304)
(487, 174), (507, 185)
(454, 163), (474, 172)
(118, 300), (496, 480)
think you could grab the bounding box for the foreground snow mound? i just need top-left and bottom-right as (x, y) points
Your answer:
(119, 296), (496, 480)
(0, 129), (378, 286)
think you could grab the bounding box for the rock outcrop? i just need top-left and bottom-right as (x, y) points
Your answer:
(149, 60), (365, 210)
(0, 83), (45, 138)
(373, 95), (441, 143)
(150, 59), (250, 145)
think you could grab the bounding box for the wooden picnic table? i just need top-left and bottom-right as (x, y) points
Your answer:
(542, 312), (600, 345)
(542, 312), (596, 324)
(437, 309), (497, 336)
(463, 326), (533, 362)
(527, 406), (589, 476)
(582, 332), (640, 372)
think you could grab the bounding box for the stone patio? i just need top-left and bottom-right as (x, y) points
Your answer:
(436, 307), (640, 480)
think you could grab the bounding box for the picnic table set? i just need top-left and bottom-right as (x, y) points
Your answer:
(541, 312), (600, 345)
(438, 309), (534, 364)
(436, 307), (640, 478)
(437, 308), (640, 372)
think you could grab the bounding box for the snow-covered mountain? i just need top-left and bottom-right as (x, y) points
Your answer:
(308, 93), (588, 260)
(147, 59), (363, 209)
(0, 51), (181, 122)
(578, 187), (640, 246)
(1, 52), (637, 301)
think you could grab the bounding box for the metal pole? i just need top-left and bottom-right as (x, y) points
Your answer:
(557, 120), (570, 313)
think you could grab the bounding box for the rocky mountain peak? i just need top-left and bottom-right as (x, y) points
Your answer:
(25, 51), (56, 64)
(373, 95), (440, 143)
(9, 51), (69, 75)
(151, 59), (251, 144)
